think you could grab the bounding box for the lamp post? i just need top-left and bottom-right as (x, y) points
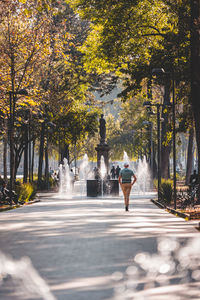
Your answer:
(143, 101), (162, 200)
(142, 120), (154, 191)
(142, 121), (153, 173)
(8, 89), (28, 204)
(152, 68), (176, 209)
(172, 74), (176, 209)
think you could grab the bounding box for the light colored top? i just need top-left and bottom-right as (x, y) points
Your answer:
(119, 168), (134, 183)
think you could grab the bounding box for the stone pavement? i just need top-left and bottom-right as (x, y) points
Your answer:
(0, 191), (199, 300)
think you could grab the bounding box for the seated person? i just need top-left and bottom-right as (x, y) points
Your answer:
(0, 181), (18, 204)
(1, 181), (10, 201)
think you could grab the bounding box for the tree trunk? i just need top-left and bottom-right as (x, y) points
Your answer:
(161, 80), (172, 179)
(190, 0), (200, 202)
(14, 147), (24, 180)
(31, 138), (35, 182)
(185, 128), (194, 185)
(29, 116), (32, 183)
(3, 133), (7, 181)
(23, 123), (28, 183)
(45, 145), (49, 189)
(37, 122), (45, 189)
(61, 143), (69, 164)
(9, 92), (15, 190)
(147, 78), (152, 99)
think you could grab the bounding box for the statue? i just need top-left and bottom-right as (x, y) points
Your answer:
(99, 114), (106, 144)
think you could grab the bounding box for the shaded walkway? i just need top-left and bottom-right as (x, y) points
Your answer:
(0, 192), (199, 299)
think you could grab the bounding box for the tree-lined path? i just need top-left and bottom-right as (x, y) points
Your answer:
(0, 192), (199, 300)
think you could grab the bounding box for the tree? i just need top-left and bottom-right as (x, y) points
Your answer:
(68, 0), (195, 184)
(104, 94), (155, 161)
(32, 2), (101, 187)
(0, 0), (53, 188)
(52, 102), (99, 161)
(190, 0), (200, 201)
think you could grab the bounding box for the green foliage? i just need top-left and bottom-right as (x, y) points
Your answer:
(0, 1), (103, 179)
(68, 0), (191, 117)
(154, 179), (158, 189)
(49, 176), (57, 188)
(69, 0), (177, 74)
(37, 176), (57, 190)
(0, 0), (193, 182)
(15, 182), (37, 203)
(160, 179), (173, 205)
(116, 93), (155, 159)
(52, 102), (99, 150)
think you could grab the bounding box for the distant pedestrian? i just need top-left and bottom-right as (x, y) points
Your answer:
(110, 166), (116, 179)
(118, 162), (137, 211)
(70, 169), (75, 190)
(115, 165), (121, 179)
(93, 167), (99, 180)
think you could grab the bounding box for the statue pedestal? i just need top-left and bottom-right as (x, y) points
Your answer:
(95, 143), (110, 175)
(87, 179), (119, 197)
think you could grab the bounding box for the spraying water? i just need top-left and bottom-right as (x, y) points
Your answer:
(59, 158), (72, 197)
(123, 151), (131, 167)
(122, 152), (152, 194)
(79, 154), (89, 181)
(76, 154), (90, 196)
(136, 156), (152, 193)
(100, 156), (107, 197)
(0, 252), (56, 300)
(58, 164), (63, 194)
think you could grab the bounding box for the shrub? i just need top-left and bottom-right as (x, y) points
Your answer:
(154, 179), (158, 189)
(37, 176), (57, 190)
(49, 176), (57, 188)
(160, 179), (173, 205)
(15, 182), (37, 203)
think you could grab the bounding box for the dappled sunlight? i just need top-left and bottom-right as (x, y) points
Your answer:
(0, 192), (199, 299)
(52, 275), (113, 291)
(0, 195), (198, 241)
(112, 237), (200, 299)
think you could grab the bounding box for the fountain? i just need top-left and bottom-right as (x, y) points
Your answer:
(58, 116), (152, 198)
(0, 251), (56, 300)
(87, 114), (119, 197)
(59, 164), (63, 193)
(135, 156), (152, 193)
(75, 154), (91, 196)
(79, 154), (89, 181)
(59, 158), (73, 197)
(122, 152), (153, 194)
(100, 156), (107, 197)
(123, 151), (131, 167)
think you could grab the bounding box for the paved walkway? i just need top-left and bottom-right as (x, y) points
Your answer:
(0, 191), (199, 300)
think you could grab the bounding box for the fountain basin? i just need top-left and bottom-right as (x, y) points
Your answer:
(87, 180), (119, 197)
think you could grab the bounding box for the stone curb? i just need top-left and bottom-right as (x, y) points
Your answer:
(0, 198), (40, 212)
(151, 199), (191, 220)
(151, 199), (166, 209)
